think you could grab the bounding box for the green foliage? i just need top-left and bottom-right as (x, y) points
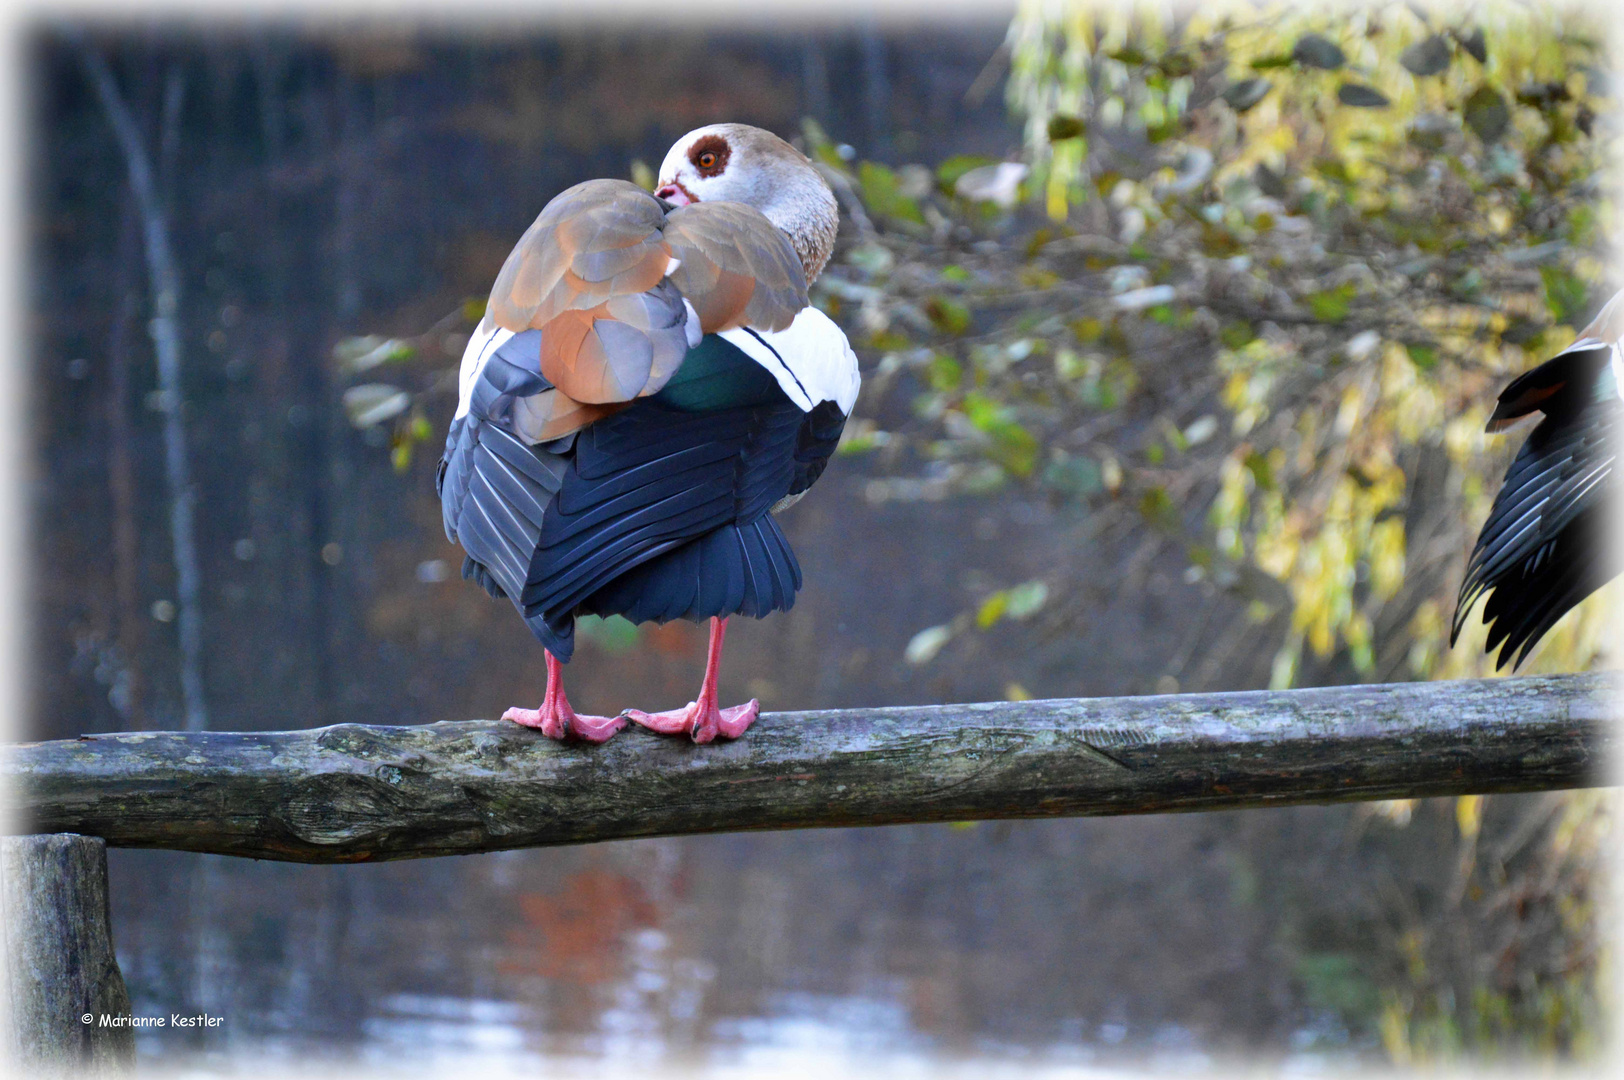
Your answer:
(1307, 283), (1357, 322)
(1464, 84), (1512, 141)
(992, 0), (1616, 690)
(1046, 113), (1086, 141)
(857, 161), (926, 226)
(926, 353), (963, 392)
(925, 296), (972, 335)
(961, 392), (1039, 476)
(828, 12), (1611, 1055)
(1337, 82), (1392, 108)
(1296, 953), (1383, 1019)
(1291, 34), (1346, 71)
(1541, 264), (1589, 323)
(333, 335), (416, 375)
(1404, 341), (1439, 372)
(1219, 321), (1256, 349)
(935, 154), (998, 190)
(1137, 484), (1177, 528)
(337, 298), (488, 474)
(573, 614), (640, 654)
(1223, 78), (1272, 112)
(1373, 792), (1613, 1067)
(1399, 35), (1453, 78)
(812, 2), (1618, 1066)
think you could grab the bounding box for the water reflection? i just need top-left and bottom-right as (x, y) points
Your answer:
(107, 800), (1454, 1076)
(361, 995), (535, 1071)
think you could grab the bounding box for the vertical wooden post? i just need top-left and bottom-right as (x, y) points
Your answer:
(1, 834), (134, 1075)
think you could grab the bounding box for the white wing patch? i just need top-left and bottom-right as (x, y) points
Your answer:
(460, 303), (858, 425)
(682, 298), (704, 348)
(454, 319), (515, 421)
(1548, 331), (1624, 403)
(718, 307), (860, 415)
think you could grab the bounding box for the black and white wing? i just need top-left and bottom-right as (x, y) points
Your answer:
(1452, 336), (1619, 669)
(438, 326), (580, 651)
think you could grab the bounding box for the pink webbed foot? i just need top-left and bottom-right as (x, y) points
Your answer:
(623, 698), (760, 744)
(623, 617), (760, 743)
(502, 650), (626, 743)
(502, 704), (626, 743)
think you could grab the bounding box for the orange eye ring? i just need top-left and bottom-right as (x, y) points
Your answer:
(698, 151), (717, 169)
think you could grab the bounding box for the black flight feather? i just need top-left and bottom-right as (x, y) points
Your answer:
(1452, 344), (1617, 668)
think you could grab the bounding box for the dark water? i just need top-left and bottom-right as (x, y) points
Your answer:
(111, 800), (1443, 1075)
(26, 18), (1568, 1076)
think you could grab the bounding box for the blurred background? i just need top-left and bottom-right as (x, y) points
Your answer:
(25, 1), (1617, 1075)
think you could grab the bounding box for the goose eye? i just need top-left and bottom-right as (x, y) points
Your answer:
(698, 151), (717, 169)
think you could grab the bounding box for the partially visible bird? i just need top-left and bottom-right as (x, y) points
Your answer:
(1453, 287), (1621, 669)
(438, 124), (859, 743)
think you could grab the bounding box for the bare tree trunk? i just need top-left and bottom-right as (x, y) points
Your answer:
(333, 69), (363, 325)
(301, 66), (365, 724)
(158, 65), (183, 203)
(75, 41), (208, 731)
(105, 200), (145, 729)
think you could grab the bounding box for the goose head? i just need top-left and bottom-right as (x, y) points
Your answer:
(656, 123), (839, 285)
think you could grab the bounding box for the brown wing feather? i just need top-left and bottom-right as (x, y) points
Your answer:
(482, 182), (807, 431)
(510, 389), (626, 444)
(486, 179), (690, 415)
(662, 203), (808, 333)
(487, 179), (672, 332)
(539, 304), (668, 404)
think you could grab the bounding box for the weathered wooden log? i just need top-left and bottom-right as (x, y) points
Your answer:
(3, 674), (1614, 864)
(0, 834), (134, 1076)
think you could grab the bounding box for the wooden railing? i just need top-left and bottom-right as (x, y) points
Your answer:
(2, 673), (1615, 1071)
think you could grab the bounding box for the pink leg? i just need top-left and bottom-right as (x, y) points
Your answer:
(503, 650), (626, 743)
(624, 617), (760, 743)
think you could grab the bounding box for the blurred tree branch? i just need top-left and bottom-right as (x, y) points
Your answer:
(71, 33), (209, 732)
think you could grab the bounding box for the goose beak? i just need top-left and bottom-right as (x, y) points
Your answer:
(655, 183), (694, 206)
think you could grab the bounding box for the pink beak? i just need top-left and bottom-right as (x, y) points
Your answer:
(656, 184), (694, 206)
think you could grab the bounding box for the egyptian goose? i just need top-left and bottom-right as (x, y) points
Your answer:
(1453, 287), (1620, 668)
(438, 124), (859, 743)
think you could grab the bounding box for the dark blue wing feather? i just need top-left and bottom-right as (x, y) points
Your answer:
(522, 392), (813, 659)
(441, 327), (849, 662)
(578, 513), (801, 627)
(788, 400), (848, 497)
(438, 330), (573, 653)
